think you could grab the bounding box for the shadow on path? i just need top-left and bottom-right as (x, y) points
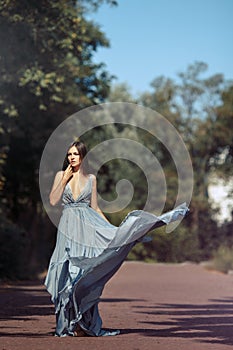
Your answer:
(130, 297), (233, 346)
(0, 281), (53, 320)
(1, 281), (233, 346)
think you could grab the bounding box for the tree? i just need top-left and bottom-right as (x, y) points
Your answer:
(136, 62), (233, 260)
(174, 63), (232, 252)
(0, 0), (117, 277)
(108, 83), (136, 103)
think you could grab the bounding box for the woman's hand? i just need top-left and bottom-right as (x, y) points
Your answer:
(49, 166), (73, 206)
(62, 164), (73, 185)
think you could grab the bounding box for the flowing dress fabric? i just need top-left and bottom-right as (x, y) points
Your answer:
(45, 176), (188, 337)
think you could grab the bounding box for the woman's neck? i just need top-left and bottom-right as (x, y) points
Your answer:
(72, 166), (81, 173)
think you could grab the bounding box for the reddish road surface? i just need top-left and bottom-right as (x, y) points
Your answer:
(1, 262), (233, 350)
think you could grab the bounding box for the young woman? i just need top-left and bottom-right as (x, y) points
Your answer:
(45, 140), (188, 337)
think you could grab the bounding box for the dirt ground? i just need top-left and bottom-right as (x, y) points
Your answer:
(1, 261), (233, 350)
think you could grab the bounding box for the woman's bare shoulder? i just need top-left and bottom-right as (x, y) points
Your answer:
(54, 170), (64, 180)
(89, 173), (97, 183)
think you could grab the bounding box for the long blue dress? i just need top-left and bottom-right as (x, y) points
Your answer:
(45, 175), (188, 337)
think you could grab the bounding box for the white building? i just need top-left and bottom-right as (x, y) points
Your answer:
(208, 176), (233, 225)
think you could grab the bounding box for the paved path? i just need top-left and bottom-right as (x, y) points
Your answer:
(1, 262), (233, 350)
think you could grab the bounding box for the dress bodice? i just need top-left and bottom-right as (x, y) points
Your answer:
(62, 176), (92, 207)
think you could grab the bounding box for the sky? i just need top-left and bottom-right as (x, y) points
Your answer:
(90, 0), (233, 96)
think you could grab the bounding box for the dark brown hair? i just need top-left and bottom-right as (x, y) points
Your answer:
(62, 140), (89, 173)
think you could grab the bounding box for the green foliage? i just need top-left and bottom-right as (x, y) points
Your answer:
(108, 83), (136, 103)
(0, 0), (113, 114)
(136, 62), (233, 262)
(128, 224), (202, 263)
(0, 215), (30, 279)
(0, 0), (114, 210)
(207, 220), (233, 274)
(210, 245), (233, 274)
(0, 0), (116, 279)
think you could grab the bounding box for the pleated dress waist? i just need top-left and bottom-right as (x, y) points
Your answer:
(63, 202), (90, 209)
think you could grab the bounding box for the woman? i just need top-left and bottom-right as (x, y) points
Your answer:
(45, 140), (188, 337)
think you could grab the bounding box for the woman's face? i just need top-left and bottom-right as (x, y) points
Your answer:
(67, 146), (81, 168)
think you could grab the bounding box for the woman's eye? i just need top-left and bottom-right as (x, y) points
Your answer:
(67, 152), (79, 156)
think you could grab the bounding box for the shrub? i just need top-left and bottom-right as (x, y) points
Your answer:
(0, 216), (30, 279)
(210, 245), (233, 274)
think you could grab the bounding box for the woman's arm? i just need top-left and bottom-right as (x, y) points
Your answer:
(49, 165), (73, 206)
(90, 174), (110, 222)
